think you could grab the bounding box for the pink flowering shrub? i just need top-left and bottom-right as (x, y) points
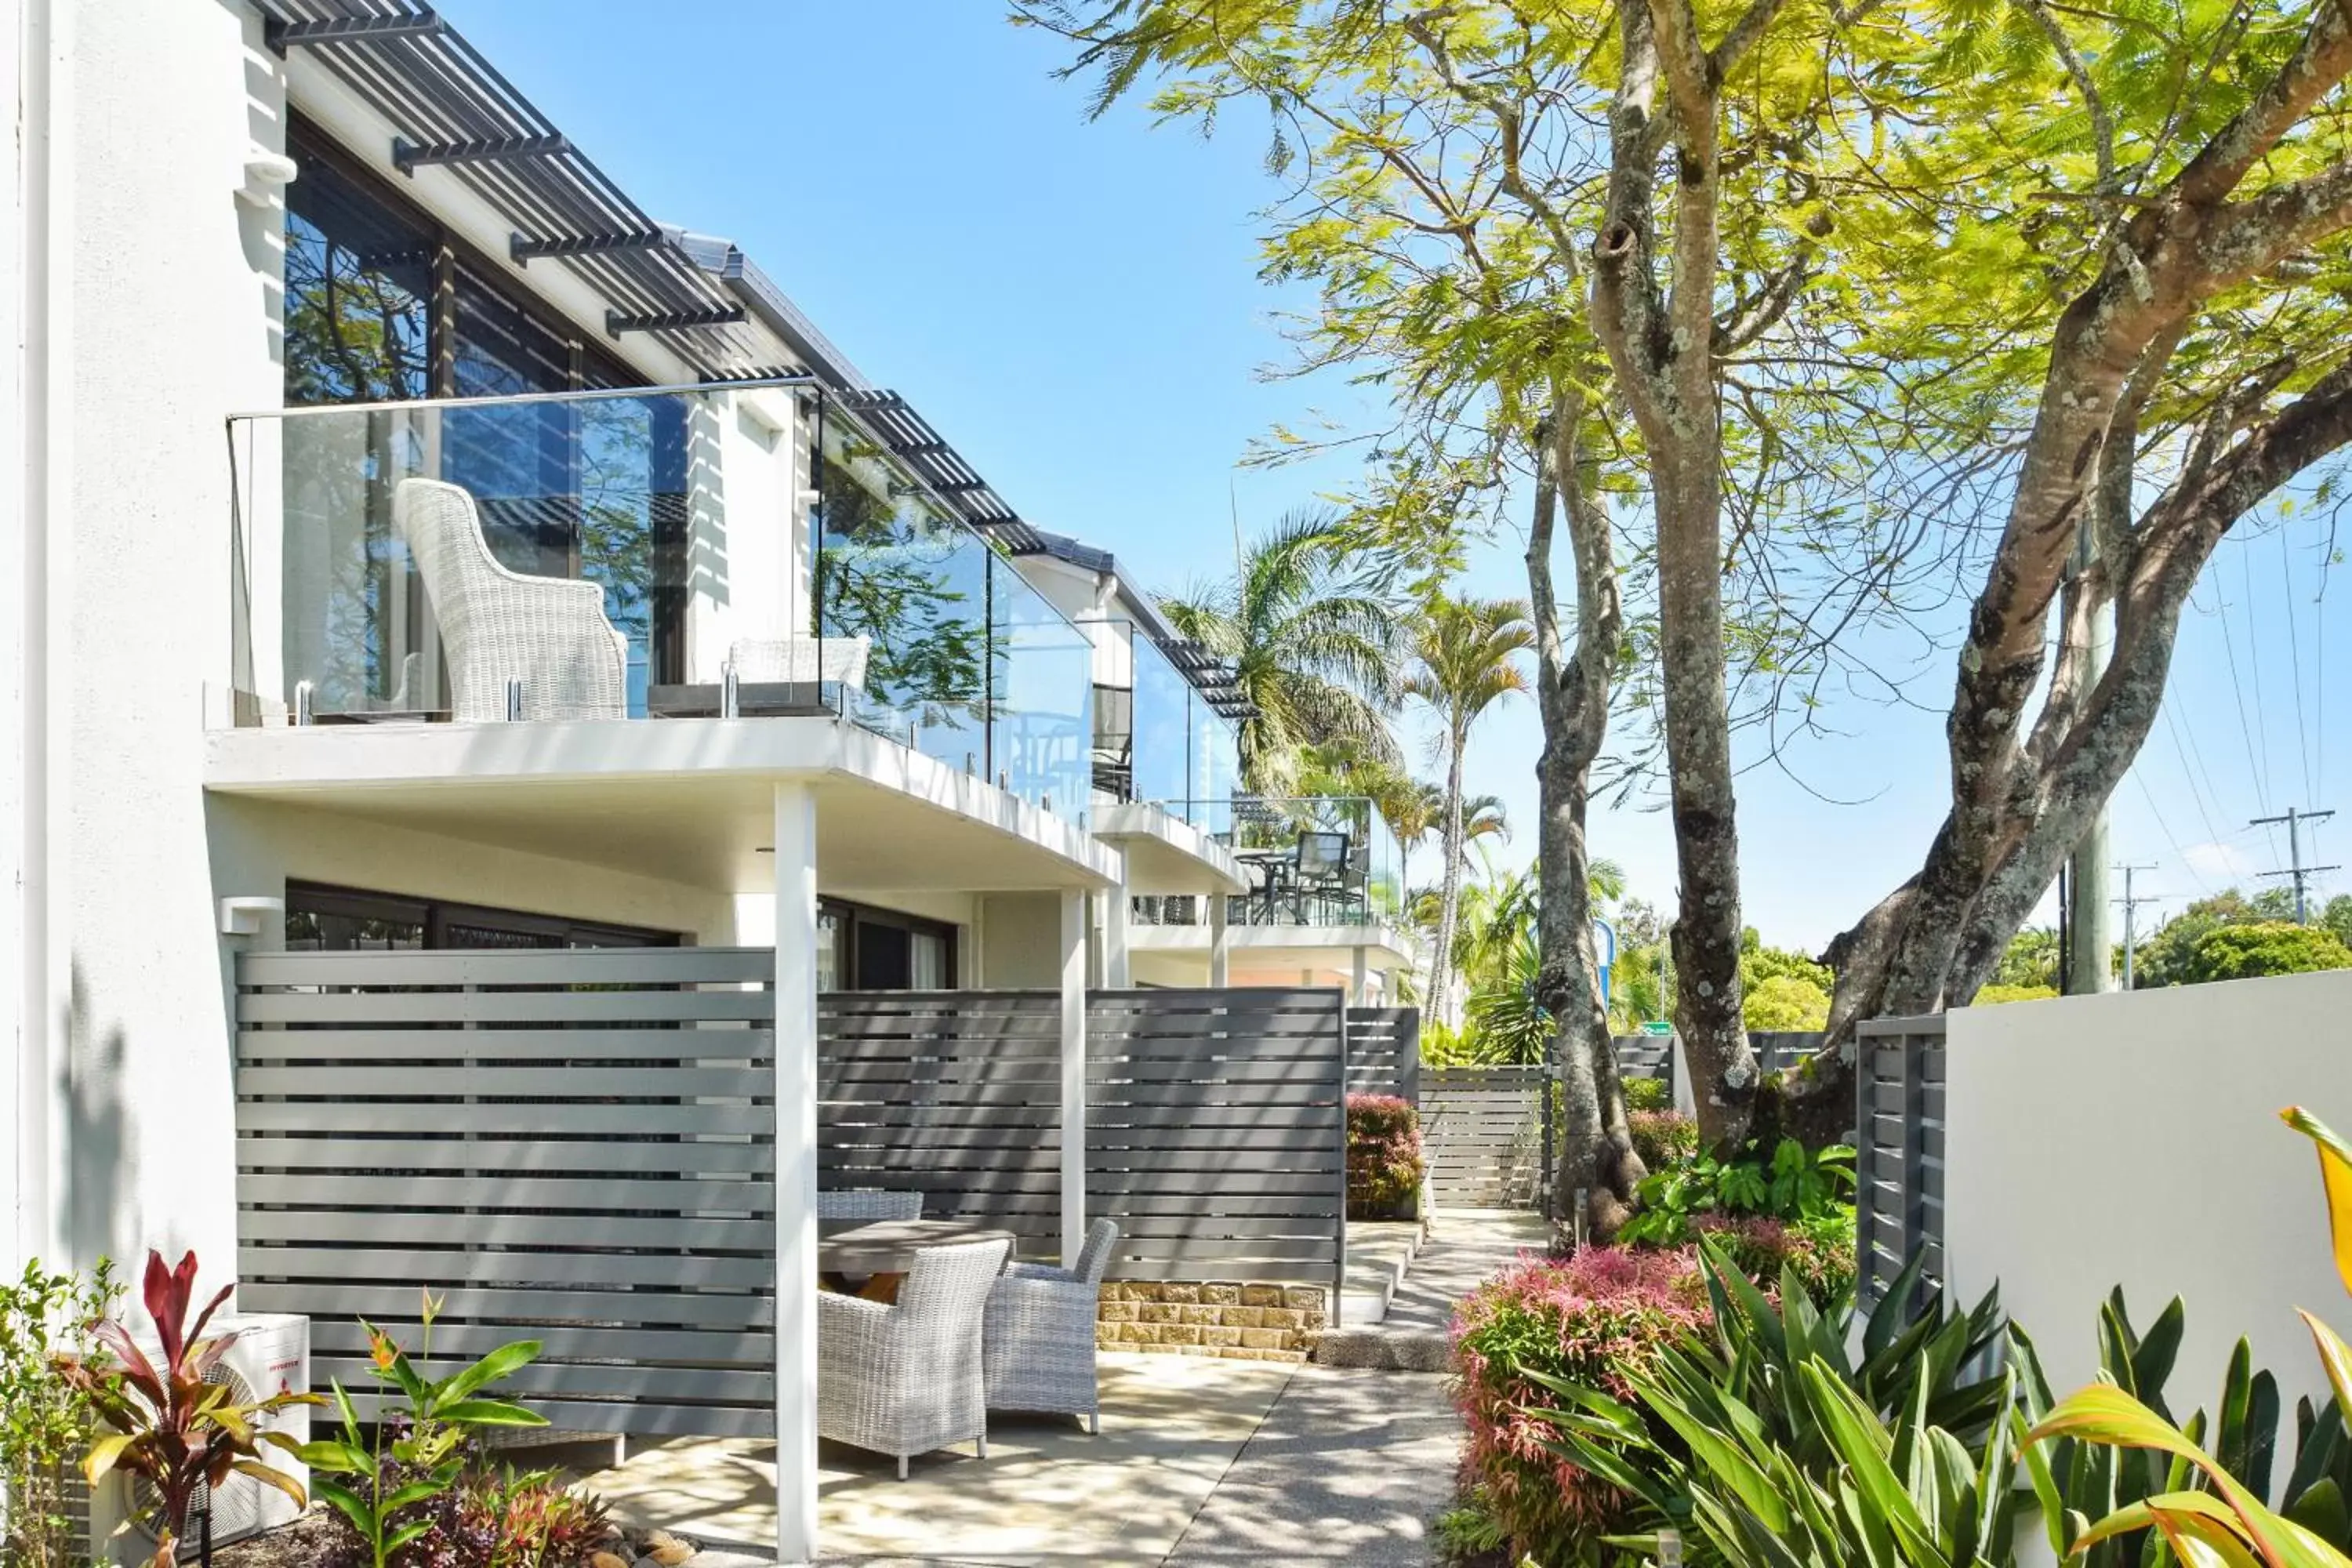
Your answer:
(1345, 1094), (1423, 1219)
(1693, 1212), (1857, 1305)
(1450, 1247), (1708, 1560)
(1627, 1108), (1699, 1171)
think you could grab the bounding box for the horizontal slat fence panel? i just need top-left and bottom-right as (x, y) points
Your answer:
(1613, 1033), (1675, 1094)
(234, 945), (778, 1439)
(1853, 1014), (1947, 1315)
(1087, 989), (1345, 1295)
(1423, 1065), (1547, 1208)
(1343, 1007), (1421, 1102)
(817, 991), (1064, 1264)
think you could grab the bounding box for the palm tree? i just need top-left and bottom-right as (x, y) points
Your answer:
(1403, 594), (1534, 1029)
(1459, 794), (1510, 851)
(1160, 510), (1402, 793)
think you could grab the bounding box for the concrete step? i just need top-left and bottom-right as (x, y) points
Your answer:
(1313, 1209), (1550, 1372)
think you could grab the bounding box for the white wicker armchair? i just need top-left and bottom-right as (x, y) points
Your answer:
(983, 1218), (1118, 1433)
(818, 1236), (1010, 1479)
(726, 635), (872, 690)
(817, 1190), (923, 1223)
(392, 478), (630, 721)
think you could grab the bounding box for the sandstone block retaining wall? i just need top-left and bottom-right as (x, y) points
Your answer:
(1095, 1280), (1329, 1363)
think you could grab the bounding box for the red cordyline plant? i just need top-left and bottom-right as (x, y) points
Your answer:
(54, 1250), (318, 1568)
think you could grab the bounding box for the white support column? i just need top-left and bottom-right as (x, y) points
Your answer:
(1059, 888), (1088, 1265)
(1102, 888), (1131, 989)
(1350, 946), (1367, 1007)
(1207, 894), (1230, 987)
(771, 782), (819, 1568)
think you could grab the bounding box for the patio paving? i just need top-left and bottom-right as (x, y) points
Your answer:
(1160, 1366), (1457, 1563)
(586, 1351), (1297, 1566)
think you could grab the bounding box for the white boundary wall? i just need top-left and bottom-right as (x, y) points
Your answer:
(1945, 971), (2352, 1430)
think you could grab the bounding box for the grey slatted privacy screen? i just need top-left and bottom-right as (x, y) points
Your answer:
(1087, 989), (1346, 1293)
(1614, 1033), (1675, 1089)
(234, 946), (779, 1438)
(1613, 1032), (1826, 1097)
(1343, 1007), (1421, 1102)
(1423, 1066), (1547, 1208)
(1854, 1014), (1947, 1312)
(817, 992), (1063, 1263)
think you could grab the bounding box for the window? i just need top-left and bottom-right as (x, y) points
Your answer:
(283, 127), (433, 405)
(285, 882), (679, 950)
(278, 118), (690, 699)
(818, 898), (959, 991)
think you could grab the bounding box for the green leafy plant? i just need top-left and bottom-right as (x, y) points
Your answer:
(1617, 1137), (1854, 1246)
(1556, 1345), (2029, 1567)
(2021, 1108), (2352, 1566)
(2, 1258), (121, 1568)
(56, 1250), (317, 1568)
(1501, 1240), (2010, 1563)
(1620, 1076), (1672, 1113)
(2011, 1289), (2352, 1564)
(296, 1291), (548, 1568)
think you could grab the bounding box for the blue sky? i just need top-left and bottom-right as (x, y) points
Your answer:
(448, 2), (2350, 953)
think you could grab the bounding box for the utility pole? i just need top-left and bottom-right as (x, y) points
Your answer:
(2065, 525), (2115, 994)
(2250, 807), (2339, 922)
(2111, 863), (2160, 989)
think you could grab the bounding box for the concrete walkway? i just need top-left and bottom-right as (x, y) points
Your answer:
(1160, 1366), (1457, 1564)
(584, 1353), (1462, 1566)
(584, 1214), (1552, 1565)
(1317, 1207), (1549, 1370)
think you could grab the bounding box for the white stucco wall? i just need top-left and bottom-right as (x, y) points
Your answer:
(5, 0), (30, 1266)
(1944, 972), (2352, 1440)
(41, 0), (286, 1274)
(979, 891), (1066, 987)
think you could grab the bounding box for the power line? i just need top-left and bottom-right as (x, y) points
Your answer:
(2241, 543), (2277, 811)
(2281, 525), (2315, 807)
(2250, 805), (2340, 922)
(2162, 702), (2226, 856)
(2134, 768), (2212, 896)
(2210, 575), (2275, 838)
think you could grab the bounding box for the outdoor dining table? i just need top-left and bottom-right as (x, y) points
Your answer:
(817, 1217), (1018, 1279)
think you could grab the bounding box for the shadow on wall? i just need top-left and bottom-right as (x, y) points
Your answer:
(65, 960), (136, 1272)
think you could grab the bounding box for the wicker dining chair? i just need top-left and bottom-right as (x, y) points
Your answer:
(392, 478), (629, 722)
(818, 1236), (1011, 1479)
(817, 1189), (923, 1223)
(983, 1219), (1119, 1433)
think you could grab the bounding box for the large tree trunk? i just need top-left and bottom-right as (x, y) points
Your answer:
(1588, 0), (1766, 1147)
(1429, 742), (1468, 1028)
(1788, 356), (2352, 1147)
(1529, 382), (1642, 1241)
(1778, 0), (2352, 1144)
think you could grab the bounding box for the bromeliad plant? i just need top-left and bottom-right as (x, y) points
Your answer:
(297, 1289), (549, 1568)
(2022, 1108), (2352, 1566)
(55, 1250), (318, 1568)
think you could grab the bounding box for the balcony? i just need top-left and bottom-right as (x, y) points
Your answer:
(1133, 796), (1404, 931)
(1089, 619), (1241, 811)
(222, 381), (1095, 823)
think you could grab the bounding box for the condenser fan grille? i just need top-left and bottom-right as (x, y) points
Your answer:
(128, 1363), (275, 1556)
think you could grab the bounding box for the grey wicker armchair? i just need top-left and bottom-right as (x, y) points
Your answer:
(818, 1236), (1011, 1479)
(393, 478), (629, 722)
(818, 1189), (923, 1223)
(983, 1219), (1119, 1433)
